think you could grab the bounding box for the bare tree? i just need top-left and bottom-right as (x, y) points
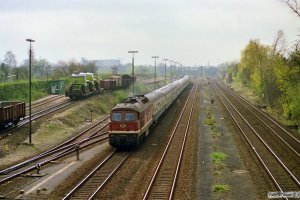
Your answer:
(3, 51), (17, 67)
(293, 39), (300, 54)
(282, 0), (300, 18)
(271, 30), (287, 58)
(111, 66), (118, 75)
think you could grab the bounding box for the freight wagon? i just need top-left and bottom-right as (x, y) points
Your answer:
(66, 73), (135, 100)
(0, 101), (26, 128)
(65, 73), (103, 99)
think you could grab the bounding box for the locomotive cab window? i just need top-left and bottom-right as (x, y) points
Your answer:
(125, 112), (136, 121)
(111, 112), (122, 121)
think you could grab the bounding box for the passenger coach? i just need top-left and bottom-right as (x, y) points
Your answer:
(109, 76), (190, 149)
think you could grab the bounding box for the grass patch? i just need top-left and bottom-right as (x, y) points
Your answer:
(211, 152), (228, 163)
(204, 112), (215, 125)
(213, 184), (230, 193)
(205, 112), (216, 131)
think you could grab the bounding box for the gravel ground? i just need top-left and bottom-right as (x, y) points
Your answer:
(196, 83), (214, 200)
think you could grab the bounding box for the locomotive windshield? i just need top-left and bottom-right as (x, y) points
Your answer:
(125, 112), (136, 121)
(111, 111), (136, 121)
(111, 112), (122, 121)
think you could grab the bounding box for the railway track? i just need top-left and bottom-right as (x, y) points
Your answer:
(0, 99), (74, 140)
(62, 151), (131, 200)
(214, 81), (300, 174)
(25, 95), (65, 111)
(0, 117), (110, 199)
(61, 80), (193, 200)
(21, 99), (73, 126)
(142, 84), (197, 200)
(216, 81), (300, 155)
(212, 81), (300, 196)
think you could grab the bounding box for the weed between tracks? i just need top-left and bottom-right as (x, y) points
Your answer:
(211, 152), (228, 163)
(205, 87), (230, 198)
(213, 184), (230, 193)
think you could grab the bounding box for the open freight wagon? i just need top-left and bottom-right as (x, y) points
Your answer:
(0, 101), (26, 128)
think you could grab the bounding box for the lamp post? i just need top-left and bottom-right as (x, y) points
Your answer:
(163, 59), (168, 85)
(26, 38), (35, 144)
(174, 61), (177, 80)
(169, 60), (173, 82)
(152, 56), (159, 90)
(128, 51), (138, 95)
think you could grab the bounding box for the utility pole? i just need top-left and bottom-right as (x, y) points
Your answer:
(128, 50), (138, 95)
(174, 62), (178, 80)
(26, 38), (35, 144)
(201, 66), (203, 77)
(169, 60), (173, 82)
(163, 59), (168, 85)
(152, 56), (159, 90)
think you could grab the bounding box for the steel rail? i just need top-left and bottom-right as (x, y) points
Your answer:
(20, 100), (73, 124)
(212, 83), (287, 199)
(61, 151), (116, 200)
(0, 134), (108, 185)
(0, 116), (109, 175)
(218, 81), (300, 145)
(87, 153), (130, 200)
(212, 82), (300, 194)
(169, 85), (197, 200)
(216, 81), (300, 158)
(25, 95), (65, 110)
(0, 100), (72, 139)
(62, 151), (130, 200)
(143, 85), (196, 200)
(213, 82), (300, 186)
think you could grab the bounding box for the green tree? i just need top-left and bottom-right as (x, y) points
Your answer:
(239, 40), (269, 103)
(274, 49), (300, 124)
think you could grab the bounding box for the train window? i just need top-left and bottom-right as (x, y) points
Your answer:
(112, 112), (122, 121)
(125, 112), (136, 121)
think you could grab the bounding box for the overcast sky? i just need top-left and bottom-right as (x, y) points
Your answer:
(0, 0), (299, 66)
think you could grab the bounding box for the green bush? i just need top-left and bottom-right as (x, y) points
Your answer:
(0, 80), (48, 102)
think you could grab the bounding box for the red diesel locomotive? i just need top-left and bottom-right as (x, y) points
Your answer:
(109, 75), (190, 149)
